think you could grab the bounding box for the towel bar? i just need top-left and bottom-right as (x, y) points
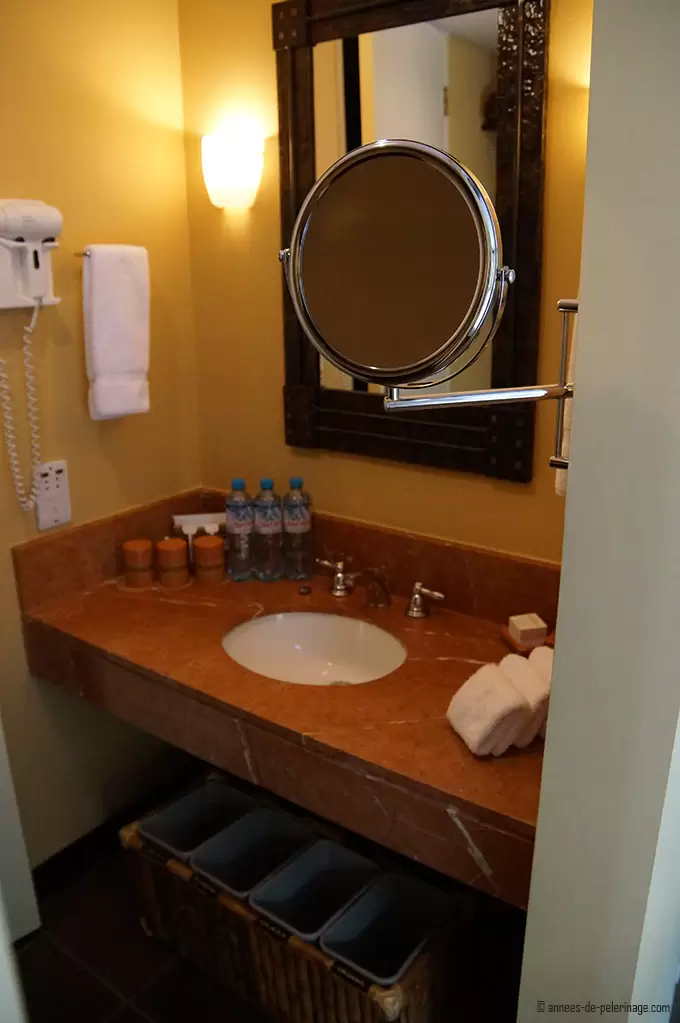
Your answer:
(548, 299), (578, 471)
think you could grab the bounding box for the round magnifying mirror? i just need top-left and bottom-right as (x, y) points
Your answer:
(281, 139), (514, 388)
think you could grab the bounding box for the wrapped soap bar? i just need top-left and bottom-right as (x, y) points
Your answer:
(508, 612), (548, 650)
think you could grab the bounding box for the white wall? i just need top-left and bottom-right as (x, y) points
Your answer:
(368, 22), (448, 150)
(631, 715), (680, 1009)
(313, 39), (356, 392)
(0, 897), (25, 1022)
(313, 40), (346, 178)
(519, 0), (680, 1017)
(0, 715), (38, 941)
(448, 33), (496, 197)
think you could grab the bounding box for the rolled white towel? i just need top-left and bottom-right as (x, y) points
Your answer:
(446, 663), (531, 757)
(499, 653), (550, 748)
(529, 645), (554, 681)
(489, 705), (533, 757)
(529, 646), (554, 742)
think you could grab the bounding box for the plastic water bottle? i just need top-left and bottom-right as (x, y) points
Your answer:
(253, 479), (283, 581)
(226, 478), (253, 581)
(283, 477), (313, 579)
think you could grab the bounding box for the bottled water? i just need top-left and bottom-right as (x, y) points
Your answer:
(225, 478), (253, 581)
(283, 477), (313, 579)
(252, 478), (283, 581)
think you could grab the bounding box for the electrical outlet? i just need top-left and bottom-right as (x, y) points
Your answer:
(35, 459), (71, 531)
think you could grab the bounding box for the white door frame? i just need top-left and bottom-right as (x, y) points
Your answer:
(519, 0), (680, 1017)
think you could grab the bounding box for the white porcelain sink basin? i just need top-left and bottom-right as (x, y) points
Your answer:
(222, 612), (406, 685)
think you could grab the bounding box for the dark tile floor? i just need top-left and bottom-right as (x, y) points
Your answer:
(16, 849), (268, 1023)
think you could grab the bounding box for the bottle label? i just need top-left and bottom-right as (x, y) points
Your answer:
(233, 534), (251, 558)
(254, 505), (282, 535)
(283, 506), (311, 534)
(227, 505), (253, 535)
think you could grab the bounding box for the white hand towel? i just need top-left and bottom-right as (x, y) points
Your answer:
(529, 645), (554, 682)
(489, 706), (533, 757)
(555, 314), (577, 497)
(83, 244), (150, 420)
(499, 653), (550, 748)
(446, 664), (531, 757)
(88, 377), (150, 420)
(529, 646), (554, 742)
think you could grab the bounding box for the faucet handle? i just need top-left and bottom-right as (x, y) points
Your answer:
(316, 557), (358, 597)
(405, 580), (445, 619)
(316, 557), (343, 573)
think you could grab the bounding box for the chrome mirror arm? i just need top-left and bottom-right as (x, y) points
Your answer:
(384, 382), (573, 410)
(385, 299), (578, 473)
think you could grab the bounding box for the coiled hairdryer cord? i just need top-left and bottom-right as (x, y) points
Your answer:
(0, 302), (42, 511)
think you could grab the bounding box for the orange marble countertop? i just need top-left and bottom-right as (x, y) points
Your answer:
(21, 576), (544, 904)
(25, 576), (543, 831)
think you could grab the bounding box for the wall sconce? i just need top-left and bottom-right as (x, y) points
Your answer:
(202, 117), (265, 211)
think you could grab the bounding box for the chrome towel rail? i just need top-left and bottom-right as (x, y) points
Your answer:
(548, 299), (578, 471)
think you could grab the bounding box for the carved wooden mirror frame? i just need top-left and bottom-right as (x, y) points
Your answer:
(273, 0), (549, 482)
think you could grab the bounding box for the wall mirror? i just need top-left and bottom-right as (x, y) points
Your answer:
(273, 0), (549, 481)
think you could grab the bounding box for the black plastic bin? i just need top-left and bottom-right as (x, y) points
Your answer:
(250, 838), (380, 942)
(190, 808), (314, 898)
(320, 872), (454, 986)
(137, 780), (255, 863)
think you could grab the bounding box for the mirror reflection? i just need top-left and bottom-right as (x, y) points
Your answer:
(300, 153), (483, 379)
(313, 10), (499, 393)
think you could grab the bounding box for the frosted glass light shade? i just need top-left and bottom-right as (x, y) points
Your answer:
(202, 120), (264, 210)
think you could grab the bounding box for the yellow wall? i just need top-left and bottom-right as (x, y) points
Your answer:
(180, 0), (593, 565)
(0, 0), (200, 864)
(0, 0), (591, 866)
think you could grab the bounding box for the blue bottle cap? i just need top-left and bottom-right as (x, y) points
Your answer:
(260, 478), (274, 489)
(231, 478), (245, 490)
(289, 476), (303, 489)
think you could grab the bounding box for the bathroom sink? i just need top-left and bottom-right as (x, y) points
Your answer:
(222, 612), (406, 686)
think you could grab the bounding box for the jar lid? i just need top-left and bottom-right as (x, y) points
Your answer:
(193, 535), (223, 551)
(156, 537), (188, 565)
(122, 537), (152, 553)
(121, 538), (153, 566)
(194, 533), (225, 568)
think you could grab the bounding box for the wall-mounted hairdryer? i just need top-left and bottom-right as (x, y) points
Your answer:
(0, 200), (62, 309)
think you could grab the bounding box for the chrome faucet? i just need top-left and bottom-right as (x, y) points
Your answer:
(316, 558), (359, 597)
(405, 581), (445, 618)
(316, 558), (391, 606)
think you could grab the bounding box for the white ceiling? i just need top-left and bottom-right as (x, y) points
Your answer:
(430, 10), (499, 51)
